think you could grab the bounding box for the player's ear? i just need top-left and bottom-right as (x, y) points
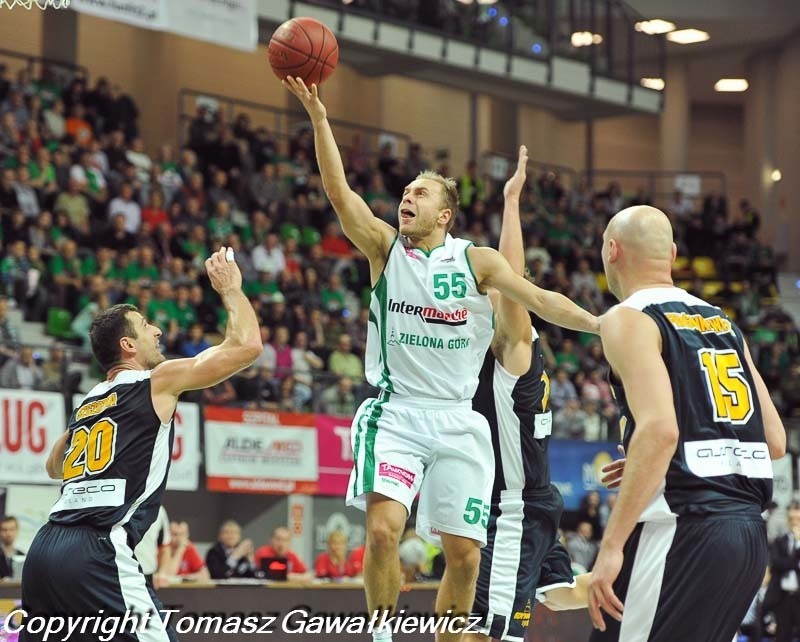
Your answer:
(439, 208), (453, 228)
(670, 242), (677, 263)
(120, 336), (136, 354)
(608, 238), (620, 262)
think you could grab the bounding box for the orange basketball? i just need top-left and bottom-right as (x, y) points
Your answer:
(268, 17), (339, 86)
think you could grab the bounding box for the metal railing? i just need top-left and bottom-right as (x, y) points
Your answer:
(0, 47), (88, 89)
(585, 169), (728, 212)
(291, 0), (666, 89)
(177, 88), (428, 165)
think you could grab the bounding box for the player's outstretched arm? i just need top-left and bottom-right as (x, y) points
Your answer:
(469, 246), (599, 334)
(742, 340), (786, 459)
(588, 306), (679, 631)
(493, 145), (533, 369)
(541, 573), (591, 611)
(151, 248), (261, 414)
(283, 77), (395, 270)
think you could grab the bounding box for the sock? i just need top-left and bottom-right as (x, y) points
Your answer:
(372, 623), (393, 642)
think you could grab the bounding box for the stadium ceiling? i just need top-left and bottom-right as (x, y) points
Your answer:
(626, 0), (800, 104)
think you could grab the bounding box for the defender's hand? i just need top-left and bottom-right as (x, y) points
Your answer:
(282, 76), (327, 123)
(503, 145), (529, 201)
(601, 445), (627, 489)
(587, 546), (624, 631)
(206, 246), (242, 296)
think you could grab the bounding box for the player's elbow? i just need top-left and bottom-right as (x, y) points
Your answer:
(768, 427), (787, 460)
(240, 341), (263, 366)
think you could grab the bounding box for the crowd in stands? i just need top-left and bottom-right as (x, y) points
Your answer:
(0, 61), (796, 429)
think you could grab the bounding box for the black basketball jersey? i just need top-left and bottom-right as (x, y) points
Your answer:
(49, 370), (174, 547)
(611, 287), (771, 519)
(473, 327), (552, 498)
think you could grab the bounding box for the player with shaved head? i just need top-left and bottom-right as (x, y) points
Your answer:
(587, 206), (785, 642)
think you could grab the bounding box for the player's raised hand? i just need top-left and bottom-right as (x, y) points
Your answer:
(600, 444), (626, 489)
(587, 546), (625, 631)
(503, 144), (529, 201)
(282, 76), (327, 123)
(205, 246), (242, 296)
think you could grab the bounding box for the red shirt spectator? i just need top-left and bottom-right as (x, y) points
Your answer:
(315, 552), (348, 579)
(254, 545), (308, 574)
(176, 543), (205, 576)
(320, 222), (353, 258)
(254, 526), (308, 575)
(346, 545), (365, 576)
(314, 530), (349, 579)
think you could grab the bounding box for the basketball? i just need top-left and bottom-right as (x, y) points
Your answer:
(268, 17), (339, 86)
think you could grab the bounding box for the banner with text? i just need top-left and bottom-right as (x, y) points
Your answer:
(167, 402), (200, 491)
(69, 0), (166, 30)
(315, 414), (354, 496)
(0, 389), (65, 484)
(70, 0), (257, 51)
(204, 406), (319, 494)
(167, 0), (257, 51)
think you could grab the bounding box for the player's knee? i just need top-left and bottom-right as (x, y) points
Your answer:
(366, 520), (402, 554)
(444, 544), (481, 579)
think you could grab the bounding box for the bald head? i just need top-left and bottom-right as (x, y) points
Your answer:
(602, 206), (676, 301)
(605, 206), (674, 261)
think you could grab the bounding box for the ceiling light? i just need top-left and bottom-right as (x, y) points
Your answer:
(714, 78), (748, 92)
(666, 28), (709, 44)
(635, 19), (675, 35)
(771, 169), (782, 182)
(571, 31), (603, 47)
(477, 0), (499, 4)
(640, 77), (665, 91)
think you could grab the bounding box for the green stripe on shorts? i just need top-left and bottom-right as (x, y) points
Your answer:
(352, 399), (376, 497)
(362, 394), (388, 494)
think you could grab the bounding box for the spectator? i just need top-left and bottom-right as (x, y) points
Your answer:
(0, 346), (43, 390)
(291, 330), (323, 402)
(254, 527), (310, 580)
(181, 323), (211, 357)
(108, 182), (141, 234)
(249, 162), (286, 209)
(549, 368), (577, 411)
(42, 98), (65, 140)
(65, 103), (92, 148)
(0, 516), (24, 579)
(566, 521), (597, 571)
(314, 530), (350, 580)
(164, 521), (210, 582)
(102, 213), (137, 253)
(555, 338), (581, 375)
(255, 325), (277, 370)
(206, 520), (256, 580)
(328, 334), (363, 379)
(458, 159), (485, 212)
(53, 178), (89, 231)
(13, 167), (39, 219)
(577, 491), (603, 540)
(40, 345), (68, 392)
(256, 367), (280, 409)
(320, 376), (357, 417)
(125, 137), (152, 185)
(252, 233), (286, 279)
(768, 502), (800, 642)
(552, 398), (587, 439)
(346, 544), (366, 577)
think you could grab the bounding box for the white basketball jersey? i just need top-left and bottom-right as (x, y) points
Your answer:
(366, 233), (494, 400)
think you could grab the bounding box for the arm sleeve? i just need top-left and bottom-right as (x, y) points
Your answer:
(205, 544), (233, 580)
(289, 551), (308, 574)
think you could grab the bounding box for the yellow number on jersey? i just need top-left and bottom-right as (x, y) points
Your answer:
(540, 371), (551, 412)
(63, 418), (118, 482)
(698, 349), (754, 424)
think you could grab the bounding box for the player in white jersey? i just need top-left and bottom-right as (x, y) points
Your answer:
(285, 77), (599, 642)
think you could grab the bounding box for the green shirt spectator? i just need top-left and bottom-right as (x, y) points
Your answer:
(327, 334), (363, 379)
